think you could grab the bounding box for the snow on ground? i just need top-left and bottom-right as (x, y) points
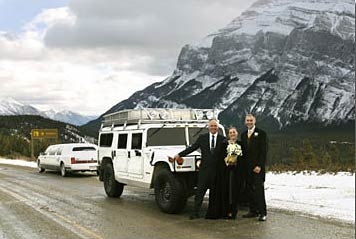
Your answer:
(0, 159), (37, 168)
(266, 171), (355, 224)
(0, 158), (354, 224)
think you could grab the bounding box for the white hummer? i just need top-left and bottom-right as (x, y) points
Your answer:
(97, 108), (225, 214)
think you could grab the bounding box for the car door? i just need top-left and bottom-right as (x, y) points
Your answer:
(127, 131), (144, 178)
(114, 133), (129, 176)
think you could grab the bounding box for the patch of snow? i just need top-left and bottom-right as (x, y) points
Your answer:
(266, 171), (355, 223)
(196, 34), (216, 48)
(0, 159), (37, 168)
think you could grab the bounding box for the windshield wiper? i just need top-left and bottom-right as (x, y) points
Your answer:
(192, 127), (205, 138)
(148, 124), (166, 138)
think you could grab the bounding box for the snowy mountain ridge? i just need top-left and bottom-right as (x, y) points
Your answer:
(97, 0), (354, 131)
(221, 0), (354, 39)
(0, 98), (96, 126)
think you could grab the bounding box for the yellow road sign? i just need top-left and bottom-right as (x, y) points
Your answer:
(31, 129), (58, 139)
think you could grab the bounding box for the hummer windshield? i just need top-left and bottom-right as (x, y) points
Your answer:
(147, 127), (208, 146)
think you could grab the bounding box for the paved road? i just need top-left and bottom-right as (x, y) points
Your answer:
(0, 164), (354, 239)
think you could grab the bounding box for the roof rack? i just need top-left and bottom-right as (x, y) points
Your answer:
(101, 108), (221, 128)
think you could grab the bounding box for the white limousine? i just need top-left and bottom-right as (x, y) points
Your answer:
(37, 143), (98, 177)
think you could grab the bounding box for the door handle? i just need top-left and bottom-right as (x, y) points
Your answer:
(135, 150), (141, 156)
(111, 150), (116, 158)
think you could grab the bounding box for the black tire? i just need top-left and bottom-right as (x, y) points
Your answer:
(60, 163), (67, 177)
(98, 166), (104, 181)
(103, 163), (124, 197)
(154, 168), (187, 214)
(37, 160), (45, 173)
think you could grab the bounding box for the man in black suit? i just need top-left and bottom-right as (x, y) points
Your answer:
(174, 119), (225, 219)
(240, 114), (268, 221)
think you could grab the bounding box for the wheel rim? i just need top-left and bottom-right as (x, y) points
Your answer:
(160, 181), (171, 202)
(61, 164), (65, 176)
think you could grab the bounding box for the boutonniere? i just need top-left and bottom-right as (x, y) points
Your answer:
(254, 132), (259, 137)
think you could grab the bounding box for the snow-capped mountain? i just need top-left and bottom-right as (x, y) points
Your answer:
(41, 109), (96, 126)
(0, 98), (42, 116)
(0, 98), (96, 126)
(90, 0), (355, 130)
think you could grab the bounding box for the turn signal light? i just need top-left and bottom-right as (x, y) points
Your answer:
(176, 156), (184, 165)
(71, 157), (76, 164)
(168, 156), (184, 165)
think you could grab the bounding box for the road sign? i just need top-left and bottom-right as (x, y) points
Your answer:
(31, 129), (58, 139)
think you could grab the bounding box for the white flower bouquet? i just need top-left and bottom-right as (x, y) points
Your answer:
(224, 142), (242, 166)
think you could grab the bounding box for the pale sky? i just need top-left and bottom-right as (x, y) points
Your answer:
(0, 0), (252, 116)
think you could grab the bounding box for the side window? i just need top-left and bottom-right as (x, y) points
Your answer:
(45, 147), (52, 155)
(99, 133), (113, 147)
(56, 147), (63, 155)
(117, 134), (128, 149)
(131, 133), (142, 150)
(48, 146), (57, 155)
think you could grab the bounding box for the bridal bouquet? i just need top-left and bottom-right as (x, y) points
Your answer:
(224, 142), (242, 166)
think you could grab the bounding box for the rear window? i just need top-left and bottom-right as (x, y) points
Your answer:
(72, 147), (96, 151)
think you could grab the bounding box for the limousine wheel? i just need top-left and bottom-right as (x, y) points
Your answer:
(37, 161), (45, 173)
(103, 163), (124, 197)
(60, 163), (67, 177)
(154, 168), (186, 214)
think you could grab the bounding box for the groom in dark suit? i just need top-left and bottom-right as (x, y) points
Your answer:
(174, 119), (224, 219)
(241, 114), (268, 221)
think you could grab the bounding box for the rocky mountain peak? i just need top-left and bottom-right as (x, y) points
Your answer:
(97, 0), (354, 131)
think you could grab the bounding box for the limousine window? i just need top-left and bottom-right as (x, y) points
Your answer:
(48, 146), (58, 155)
(72, 147), (96, 151)
(57, 147), (63, 155)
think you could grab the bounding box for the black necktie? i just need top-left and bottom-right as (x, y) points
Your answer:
(211, 135), (215, 152)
